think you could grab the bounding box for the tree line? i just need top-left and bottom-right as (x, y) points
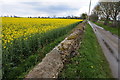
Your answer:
(2, 15), (82, 19)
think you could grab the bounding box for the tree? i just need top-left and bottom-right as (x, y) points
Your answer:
(92, 5), (101, 15)
(109, 2), (120, 27)
(81, 13), (87, 19)
(98, 2), (112, 25)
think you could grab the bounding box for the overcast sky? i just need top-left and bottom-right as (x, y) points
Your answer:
(0, 0), (100, 17)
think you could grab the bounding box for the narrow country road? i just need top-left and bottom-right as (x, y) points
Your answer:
(88, 21), (119, 78)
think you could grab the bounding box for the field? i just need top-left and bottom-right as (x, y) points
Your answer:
(2, 17), (82, 79)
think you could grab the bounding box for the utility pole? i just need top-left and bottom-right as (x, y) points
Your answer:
(88, 0), (91, 20)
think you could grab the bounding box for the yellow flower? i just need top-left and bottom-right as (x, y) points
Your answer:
(7, 40), (10, 43)
(4, 46), (6, 49)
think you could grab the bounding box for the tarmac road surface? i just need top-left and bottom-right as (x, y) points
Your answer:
(88, 21), (119, 78)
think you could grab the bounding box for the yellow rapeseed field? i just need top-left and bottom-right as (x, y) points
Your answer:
(2, 17), (82, 46)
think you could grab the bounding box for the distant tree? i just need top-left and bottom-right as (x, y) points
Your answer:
(81, 13), (87, 19)
(47, 16), (50, 18)
(67, 16), (71, 19)
(38, 16), (40, 18)
(14, 15), (16, 17)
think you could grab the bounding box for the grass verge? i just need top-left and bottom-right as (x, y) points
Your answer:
(93, 22), (119, 37)
(58, 23), (112, 78)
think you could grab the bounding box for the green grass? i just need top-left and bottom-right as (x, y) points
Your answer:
(3, 22), (81, 79)
(94, 22), (119, 37)
(58, 24), (112, 78)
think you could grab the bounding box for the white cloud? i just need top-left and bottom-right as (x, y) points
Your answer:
(0, 0), (99, 17)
